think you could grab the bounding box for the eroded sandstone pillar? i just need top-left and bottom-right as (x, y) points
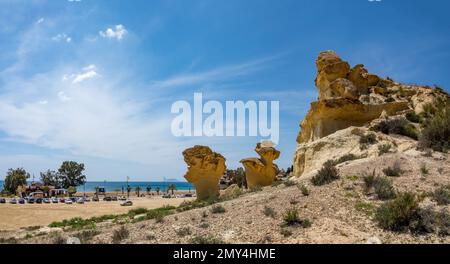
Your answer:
(182, 145), (226, 201)
(240, 141), (280, 189)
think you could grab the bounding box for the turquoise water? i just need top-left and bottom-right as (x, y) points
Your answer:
(0, 180), (193, 192)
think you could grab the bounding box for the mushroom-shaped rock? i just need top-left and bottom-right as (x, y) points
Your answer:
(240, 141), (280, 188)
(182, 145), (226, 201)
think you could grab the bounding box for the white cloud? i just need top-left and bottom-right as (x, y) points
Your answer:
(57, 91), (71, 102)
(68, 0), (82, 2)
(99, 24), (127, 41)
(72, 70), (98, 84)
(62, 65), (99, 84)
(38, 100), (48, 105)
(52, 33), (72, 43)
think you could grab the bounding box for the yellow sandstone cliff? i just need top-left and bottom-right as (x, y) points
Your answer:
(293, 51), (446, 177)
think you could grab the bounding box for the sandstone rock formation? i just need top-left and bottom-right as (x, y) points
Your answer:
(182, 145), (226, 200)
(240, 141), (280, 188)
(293, 50), (447, 177)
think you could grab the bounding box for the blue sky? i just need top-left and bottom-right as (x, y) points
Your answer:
(0, 0), (449, 182)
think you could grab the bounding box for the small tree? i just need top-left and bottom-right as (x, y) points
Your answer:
(3, 168), (29, 194)
(156, 187), (161, 195)
(58, 161), (86, 189)
(67, 186), (77, 197)
(146, 186), (152, 195)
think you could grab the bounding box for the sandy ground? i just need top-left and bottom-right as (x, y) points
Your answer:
(0, 197), (193, 231)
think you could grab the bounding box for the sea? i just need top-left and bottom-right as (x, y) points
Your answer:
(0, 180), (193, 193)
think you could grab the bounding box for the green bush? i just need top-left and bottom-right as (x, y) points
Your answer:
(128, 208), (148, 216)
(419, 106), (450, 152)
(334, 154), (359, 165)
(359, 133), (378, 145)
(382, 161), (403, 177)
(371, 117), (418, 140)
(263, 206), (277, 218)
(211, 204), (226, 214)
(282, 208), (312, 228)
(176, 227), (192, 237)
(375, 192), (419, 231)
(362, 169), (377, 193)
(311, 160), (339, 186)
(406, 112), (421, 123)
(409, 207), (450, 236)
(420, 164), (429, 175)
(378, 144), (392, 156)
(432, 186), (450, 205)
(374, 177), (396, 200)
(298, 184), (310, 196)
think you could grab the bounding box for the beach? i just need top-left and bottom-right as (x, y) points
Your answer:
(0, 194), (194, 231)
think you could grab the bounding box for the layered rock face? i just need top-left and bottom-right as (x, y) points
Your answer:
(183, 145), (226, 200)
(240, 142), (280, 188)
(293, 51), (441, 177)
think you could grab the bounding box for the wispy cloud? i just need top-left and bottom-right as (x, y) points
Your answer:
(150, 55), (282, 89)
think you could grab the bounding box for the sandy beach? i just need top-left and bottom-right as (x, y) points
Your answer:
(0, 196), (194, 231)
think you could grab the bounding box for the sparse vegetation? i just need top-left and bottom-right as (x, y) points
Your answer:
(371, 117), (419, 140)
(282, 208), (311, 228)
(249, 185), (263, 192)
(431, 185), (450, 205)
(279, 228), (292, 237)
(375, 192), (419, 231)
(374, 177), (397, 200)
(376, 191), (450, 235)
(362, 170), (396, 200)
(378, 144), (392, 156)
(0, 237), (19, 244)
(211, 204), (226, 214)
(355, 201), (376, 216)
(189, 235), (224, 244)
(311, 160), (339, 186)
(263, 206), (277, 218)
(298, 184), (310, 196)
(406, 112), (421, 123)
(283, 180), (297, 187)
(176, 227), (192, 237)
(334, 154), (359, 165)
(112, 226), (129, 243)
(75, 229), (101, 244)
(418, 99), (450, 152)
(359, 133), (378, 145)
(382, 161), (403, 177)
(420, 163), (429, 175)
(199, 222), (209, 229)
